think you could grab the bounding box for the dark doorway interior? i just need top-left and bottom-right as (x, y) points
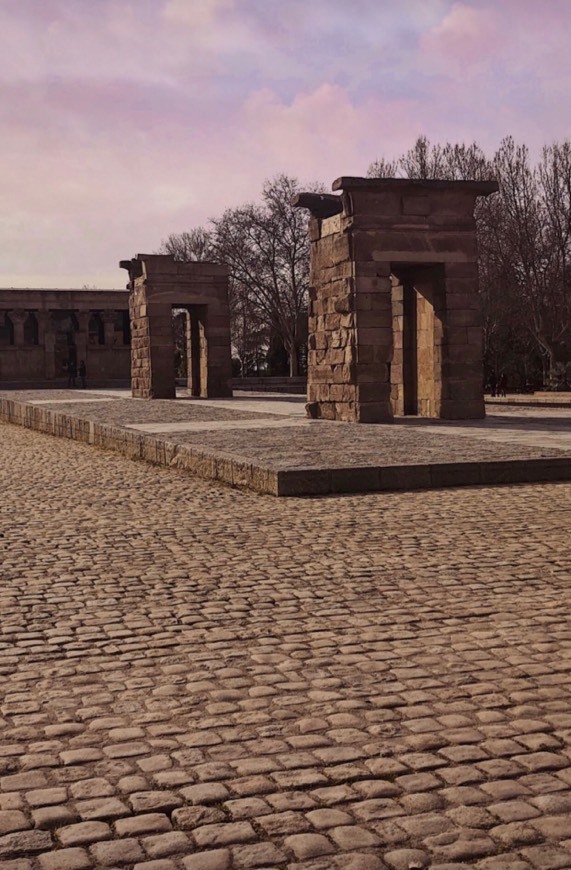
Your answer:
(52, 310), (78, 374)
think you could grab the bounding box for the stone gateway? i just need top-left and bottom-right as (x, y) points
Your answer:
(293, 177), (498, 422)
(120, 254), (233, 400)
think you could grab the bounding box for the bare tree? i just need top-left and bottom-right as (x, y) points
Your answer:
(367, 135), (571, 387)
(231, 294), (268, 377)
(488, 138), (571, 385)
(157, 227), (213, 261)
(537, 141), (571, 382)
(212, 174), (315, 376)
(369, 136), (493, 181)
(400, 136), (447, 179)
(366, 156), (400, 178)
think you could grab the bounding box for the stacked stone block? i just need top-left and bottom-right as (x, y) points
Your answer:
(122, 254), (233, 400)
(296, 177), (497, 422)
(305, 215), (359, 420)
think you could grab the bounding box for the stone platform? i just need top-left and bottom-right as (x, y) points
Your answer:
(487, 393), (571, 409)
(0, 388), (570, 496)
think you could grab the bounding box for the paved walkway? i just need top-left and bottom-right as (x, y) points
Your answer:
(2, 388), (571, 460)
(406, 407), (571, 453)
(1, 387), (569, 495)
(1, 422), (571, 869)
(488, 394), (571, 409)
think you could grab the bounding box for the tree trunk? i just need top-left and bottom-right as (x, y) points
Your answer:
(537, 337), (556, 388)
(289, 344), (299, 377)
(547, 348), (557, 388)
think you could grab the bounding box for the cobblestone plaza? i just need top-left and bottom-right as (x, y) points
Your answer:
(1, 416), (571, 868)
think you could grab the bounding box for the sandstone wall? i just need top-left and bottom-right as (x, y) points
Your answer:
(303, 178), (496, 422)
(125, 255), (233, 400)
(0, 288), (131, 385)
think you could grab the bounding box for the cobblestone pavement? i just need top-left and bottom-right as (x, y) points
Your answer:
(1, 422), (571, 869)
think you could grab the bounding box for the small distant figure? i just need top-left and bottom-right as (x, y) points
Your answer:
(498, 372), (507, 397)
(489, 372), (497, 397)
(67, 359), (77, 388)
(78, 360), (87, 389)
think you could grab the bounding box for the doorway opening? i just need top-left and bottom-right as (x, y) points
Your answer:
(174, 304), (208, 397)
(52, 310), (78, 375)
(391, 264), (444, 418)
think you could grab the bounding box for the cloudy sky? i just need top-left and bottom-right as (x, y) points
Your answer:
(2, 0), (570, 288)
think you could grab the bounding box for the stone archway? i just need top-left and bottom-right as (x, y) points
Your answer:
(293, 177), (498, 422)
(120, 254), (233, 399)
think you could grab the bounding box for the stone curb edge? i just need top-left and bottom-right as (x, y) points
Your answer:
(0, 397), (279, 496)
(486, 398), (571, 408)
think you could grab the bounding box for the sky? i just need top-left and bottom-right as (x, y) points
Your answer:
(1, 0), (570, 288)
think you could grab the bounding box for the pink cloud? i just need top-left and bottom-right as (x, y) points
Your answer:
(1, 0), (571, 288)
(0, 79), (419, 287)
(415, 0), (571, 154)
(420, 2), (501, 70)
(163, 0), (235, 28)
(239, 85), (419, 181)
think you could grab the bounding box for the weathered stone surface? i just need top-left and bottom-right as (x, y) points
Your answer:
(122, 253), (232, 400)
(0, 288), (130, 387)
(295, 177), (495, 422)
(0, 812), (30, 835)
(0, 830), (53, 856)
(57, 822), (112, 847)
(283, 833), (335, 859)
(1, 392), (571, 496)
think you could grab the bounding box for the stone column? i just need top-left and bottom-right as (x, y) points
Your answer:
(305, 215), (360, 421)
(198, 303), (233, 398)
(75, 312), (89, 370)
(390, 280), (404, 416)
(148, 303), (176, 398)
(188, 310), (201, 396)
(402, 281), (418, 416)
(102, 311), (116, 347)
(39, 312), (56, 380)
(9, 310), (27, 346)
(440, 262), (485, 419)
(352, 258), (394, 423)
(414, 272), (444, 418)
(129, 285), (176, 399)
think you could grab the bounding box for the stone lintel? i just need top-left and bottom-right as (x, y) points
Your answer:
(134, 254), (228, 278)
(0, 289), (129, 311)
(331, 177), (499, 197)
